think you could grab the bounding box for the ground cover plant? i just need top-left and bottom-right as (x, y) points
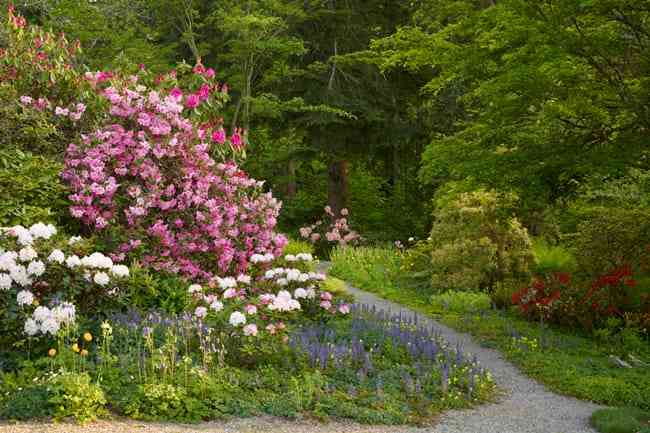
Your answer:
(329, 245), (650, 410)
(591, 407), (650, 433)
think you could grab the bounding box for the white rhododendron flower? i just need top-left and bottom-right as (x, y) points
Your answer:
(81, 252), (113, 269)
(41, 317), (60, 335)
(33, 306), (51, 322)
(250, 253), (274, 263)
(188, 284), (202, 294)
(94, 272), (110, 286)
(285, 254), (297, 262)
(217, 277), (237, 290)
(0, 251), (17, 270)
(210, 300), (224, 312)
(0, 273), (12, 290)
(68, 236), (82, 245)
(294, 288), (308, 299)
(268, 290), (301, 312)
(9, 226), (34, 245)
(29, 223), (56, 240)
(110, 264), (130, 278)
(24, 318), (39, 336)
(48, 249), (65, 264)
(16, 290), (34, 306)
(18, 247), (37, 262)
(229, 311), (246, 327)
(9, 264), (30, 286)
(27, 260), (45, 277)
(66, 255), (81, 268)
(296, 253), (313, 262)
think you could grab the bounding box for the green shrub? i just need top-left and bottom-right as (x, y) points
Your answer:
(283, 239), (314, 256)
(120, 383), (207, 422)
(531, 240), (577, 275)
(0, 386), (54, 420)
(430, 291), (491, 314)
(0, 149), (69, 227)
(429, 189), (534, 293)
(591, 407), (650, 433)
(571, 206), (650, 276)
(329, 246), (401, 296)
(48, 372), (107, 423)
(121, 263), (190, 314)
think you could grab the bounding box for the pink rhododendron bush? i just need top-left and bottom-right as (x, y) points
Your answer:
(61, 75), (287, 280)
(300, 206), (361, 257)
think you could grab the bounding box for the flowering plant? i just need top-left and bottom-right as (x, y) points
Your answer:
(299, 206), (361, 257)
(187, 251), (350, 343)
(61, 71), (287, 279)
(0, 222), (129, 345)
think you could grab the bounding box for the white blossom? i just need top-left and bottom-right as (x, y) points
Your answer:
(27, 260), (45, 277)
(48, 249), (65, 264)
(110, 264), (130, 278)
(68, 236), (83, 245)
(18, 247), (37, 262)
(9, 264), (30, 286)
(0, 273), (12, 290)
(0, 251), (17, 270)
(210, 300), (224, 312)
(16, 290), (34, 306)
(24, 318), (39, 336)
(29, 223), (56, 240)
(66, 255), (81, 268)
(94, 272), (110, 286)
(188, 284), (202, 294)
(217, 277), (237, 290)
(229, 311), (246, 327)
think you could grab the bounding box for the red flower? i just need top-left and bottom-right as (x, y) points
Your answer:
(554, 272), (571, 285)
(624, 279), (637, 288)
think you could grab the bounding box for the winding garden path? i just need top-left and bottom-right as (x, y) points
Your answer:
(0, 266), (602, 433)
(330, 265), (602, 433)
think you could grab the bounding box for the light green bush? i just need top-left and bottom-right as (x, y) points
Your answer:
(430, 291), (491, 314)
(429, 189), (534, 293)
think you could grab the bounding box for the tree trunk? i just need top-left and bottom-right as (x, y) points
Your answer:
(286, 159), (297, 199)
(327, 159), (349, 218)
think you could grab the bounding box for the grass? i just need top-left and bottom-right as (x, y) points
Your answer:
(329, 246), (650, 410)
(591, 407), (650, 433)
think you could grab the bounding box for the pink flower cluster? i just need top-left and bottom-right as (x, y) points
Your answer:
(300, 206), (361, 247)
(62, 79), (287, 280)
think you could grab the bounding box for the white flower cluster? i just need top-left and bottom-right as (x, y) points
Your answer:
(229, 311), (247, 326)
(250, 253), (275, 264)
(284, 253), (314, 262)
(24, 302), (76, 336)
(293, 287), (316, 299)
(263, 267), (326, 286)
(266, 290), (301, 312)
(3, 223), (57, 246)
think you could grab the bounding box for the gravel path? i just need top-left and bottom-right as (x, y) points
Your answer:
(0, 266), (602, 433)
(324, 263), (602, 433)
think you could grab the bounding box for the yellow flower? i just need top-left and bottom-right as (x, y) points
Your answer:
(83, 332), (93, 342)
(80, 349), (89, 357)
(72, 343), (80, 353)
(48, 348), (56, 357)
